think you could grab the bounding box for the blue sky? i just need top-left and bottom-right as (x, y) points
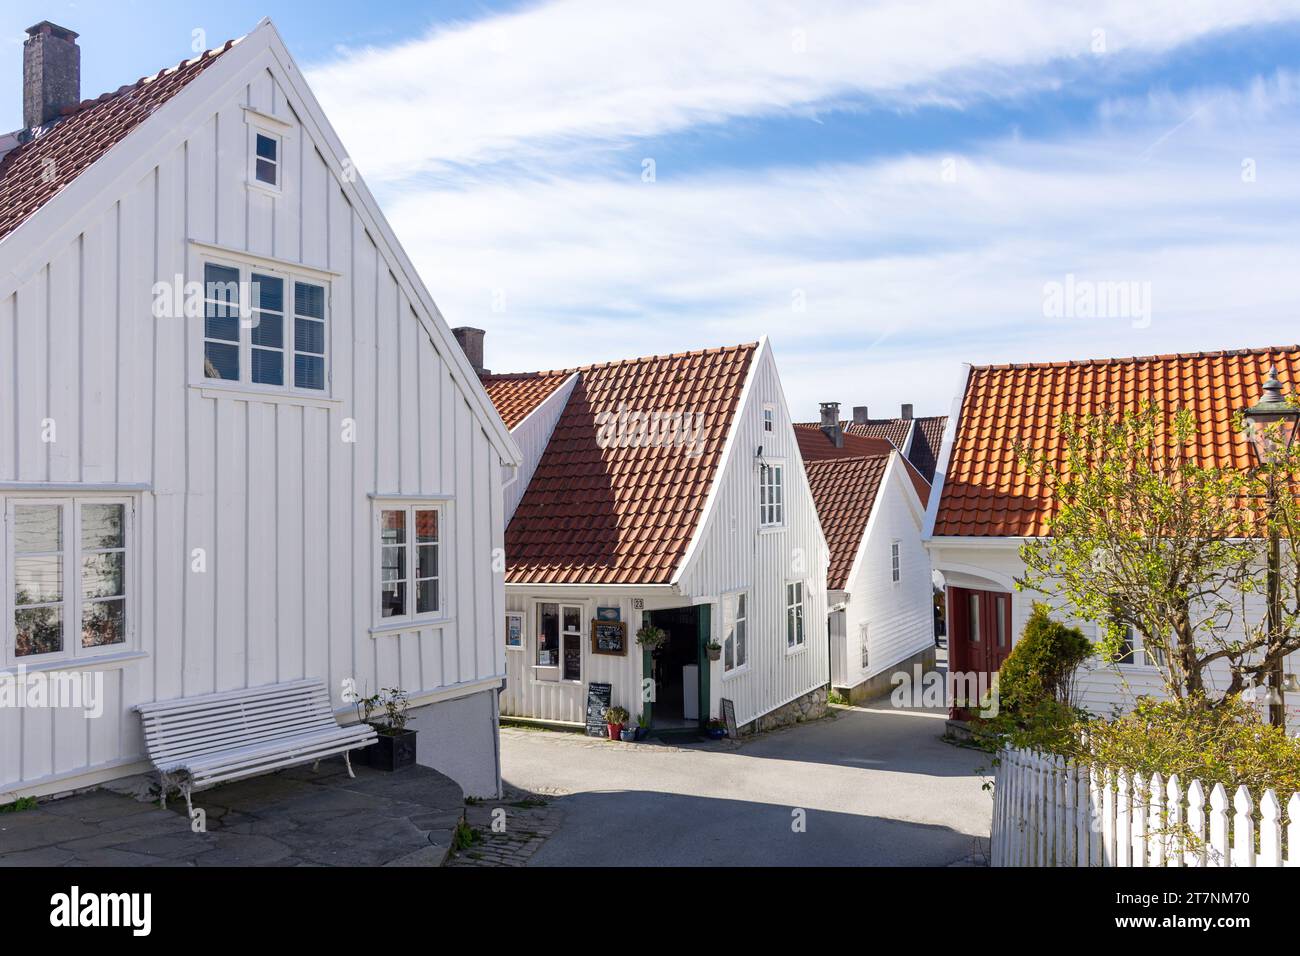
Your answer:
(4, 1), (1300, 418)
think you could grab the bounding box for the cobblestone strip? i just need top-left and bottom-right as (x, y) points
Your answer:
(446, 786), (566, 867)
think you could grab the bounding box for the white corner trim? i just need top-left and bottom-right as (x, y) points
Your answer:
(899, 418), (917, 458)
(922, 363), (972, 541)
(188, 238), (343, 279)
(241, 104), (295, 132)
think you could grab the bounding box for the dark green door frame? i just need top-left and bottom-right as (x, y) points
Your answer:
(696, 603), (711, 727)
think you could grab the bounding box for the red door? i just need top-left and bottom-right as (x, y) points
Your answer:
(946, 587), (1012, 718)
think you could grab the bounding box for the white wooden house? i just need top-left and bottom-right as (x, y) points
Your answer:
(0, 19), (521, 801)
(474, 336), (831, 733)
(796, 407), (935, 703)
(924, 345), (1297, 722)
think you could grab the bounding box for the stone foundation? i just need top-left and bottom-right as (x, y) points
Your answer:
(836, 644), (936, 706)
(743, 685), (829, 735)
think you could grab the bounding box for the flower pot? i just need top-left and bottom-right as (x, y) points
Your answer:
(706, 646), (722, 662)
(705, 727), (726, 740)
(366, 727), (418, 771)
(607, 722), (623, 740)
(620, 727), (635, 742)
(634, 727), (649, 741)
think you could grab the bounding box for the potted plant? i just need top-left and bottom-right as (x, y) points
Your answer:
(634, 712), (650, 741)
(705, 639), (722, 662)
(635, 625), (667, 651)
(605, 705), (629, 740)
(357, 687), (417, 771)
(705, 716), (727, 739)
(620, 725), (635, 742)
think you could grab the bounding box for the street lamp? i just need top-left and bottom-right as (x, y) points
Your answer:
(1242, 365), (1300, 727)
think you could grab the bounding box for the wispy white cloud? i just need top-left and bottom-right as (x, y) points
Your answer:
(309, 0), (1300, 179)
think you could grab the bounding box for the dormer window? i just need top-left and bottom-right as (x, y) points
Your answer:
(255, 132), (280, 187)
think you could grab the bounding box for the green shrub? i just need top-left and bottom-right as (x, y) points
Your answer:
(1083, 695), (1300, 796)
(997, 603), (1091, 714)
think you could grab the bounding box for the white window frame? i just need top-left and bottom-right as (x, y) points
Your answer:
(505, 610), (525, 651)
(722, 589), (749, 676)
(244, 108), (292, 197)
(372, 501), (450, 629)
(197, 252), (332, 397)
(860, 621), (870, 671)
(1107, 623), (1162, 670)
(759, 460), (785, 529)
(786, 580), (806, 652)
(890, 540), (901, 584)
(3, 496), (136, 667)
(531, 600), (585, 683)
(762, 403), (775, 433)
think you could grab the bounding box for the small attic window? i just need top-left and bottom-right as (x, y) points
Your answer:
(255, 133), (280, 187)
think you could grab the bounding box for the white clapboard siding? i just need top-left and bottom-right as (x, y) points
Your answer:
(992, 747), (1300, 867)
(0, 26), (515, 799)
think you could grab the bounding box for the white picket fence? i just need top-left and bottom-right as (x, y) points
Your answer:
(992, 746), (1300, 866)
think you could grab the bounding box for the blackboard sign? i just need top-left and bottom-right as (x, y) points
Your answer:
(720, 698), (738, 739)
(585, 682), (613, 737)
(590, 620), (627, 656)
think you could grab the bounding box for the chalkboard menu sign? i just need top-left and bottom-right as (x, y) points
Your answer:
(720, 698), (738, 739)
(585, 682), (613, 737)
(590, 620), (627, 656)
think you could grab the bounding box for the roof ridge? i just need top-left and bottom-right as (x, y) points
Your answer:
(972, 342), (1300, 373)
(804, 453), (891, 467)
(491, 341), (760, 379)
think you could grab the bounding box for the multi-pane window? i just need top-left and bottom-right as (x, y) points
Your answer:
(890, 541), (901, 582)
(760, 463), (784, 527)
(255, 132), (280, 187)
(860, 622), (870, 670)
(786, 581), (805, 649)
(1114, 624), (1162, 667)
(9, 499), (129, 661)
(378, 505), (441, 621)
(723, 591), (748, 673)
(763, 405), (774, 432)
(202, 262), (327, 391)
(536, 602), (582, 681)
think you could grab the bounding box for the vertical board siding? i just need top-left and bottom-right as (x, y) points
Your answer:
(0, 59), (506, 797)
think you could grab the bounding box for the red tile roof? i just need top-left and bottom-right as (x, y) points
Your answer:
(491, 343), (758, 584)
(795, 424), (930, 506)
(804, 455), (889, 590)
(933, 345), (1300, 537)
(845, 418), (914, 448)
(481, 371), (572, 429)
(0, 39), (238, 243)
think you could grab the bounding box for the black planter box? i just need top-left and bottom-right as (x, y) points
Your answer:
(364, 728), (418, 771)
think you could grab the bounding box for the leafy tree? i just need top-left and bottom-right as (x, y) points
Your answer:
(998, 603), (1092, 713)
(1016, 402), (1297, 707)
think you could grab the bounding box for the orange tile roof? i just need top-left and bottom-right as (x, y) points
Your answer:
(491, 343), (758, 585)
(795, 424), (931, 506)
(933, 344), (1300, 537)
(804, 455), (889, 590)
(0, 39), (239, 243)
(480, 371), (572, 429)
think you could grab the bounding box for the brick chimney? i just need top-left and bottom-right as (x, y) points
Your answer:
(900, 403), (914, 420)
(452, 327), (488, 375)
(852, 405), (869, 425)
(819, 401), (843, 448)
(24, 21), (80, 131)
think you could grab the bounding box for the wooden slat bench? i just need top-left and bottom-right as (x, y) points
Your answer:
(134, 679), (378, 816)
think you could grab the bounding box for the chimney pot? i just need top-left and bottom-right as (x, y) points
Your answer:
(852, 405), (869, 425)
(900, 403), (914, 420)
(452, 327), (488, 375)
(24, 21), (80, 131)
(819, 401), (843, 448)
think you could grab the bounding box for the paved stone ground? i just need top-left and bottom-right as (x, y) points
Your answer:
(0, 761), (465, 867)
(499, 691), (992, 866)
(446, 785), (565, 867)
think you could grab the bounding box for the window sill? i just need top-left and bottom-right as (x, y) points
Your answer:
(2, 649), (147, 676)
(191, 383), (340, 408)
(721, 664), (750, 681)
(759, 525), (786, 535)
(369, 617), (454, 636)
(247, 179), (284, 200)
(785, 643), (808, 657)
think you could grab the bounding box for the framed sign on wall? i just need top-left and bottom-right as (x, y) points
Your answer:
(590, 620), (628, 656)
(505, 611), (524, 649)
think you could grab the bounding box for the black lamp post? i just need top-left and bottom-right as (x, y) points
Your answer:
(1242, 365), (1300, 727)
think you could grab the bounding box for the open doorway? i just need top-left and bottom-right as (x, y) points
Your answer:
(647, 605), (704, 729)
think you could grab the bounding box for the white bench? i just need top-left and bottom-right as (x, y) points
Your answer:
(134, 679), (378, 816)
